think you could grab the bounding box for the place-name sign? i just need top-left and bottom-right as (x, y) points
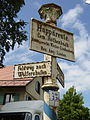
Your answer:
(14, 61), (51, 79)
(30, 18), (75, 61)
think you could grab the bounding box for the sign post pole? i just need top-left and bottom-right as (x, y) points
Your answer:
(38, 3), (63, 120)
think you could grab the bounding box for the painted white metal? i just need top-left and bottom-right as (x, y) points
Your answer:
(1, 101), (44, 113)
(43, 91), (51, 120)
(43, 113), (51, 120)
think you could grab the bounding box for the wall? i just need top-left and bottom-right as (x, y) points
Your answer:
(0, 87), (26, 108)
(26, 77), (44, 100)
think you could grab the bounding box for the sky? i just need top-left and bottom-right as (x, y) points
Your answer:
(3, 0), (90, 108)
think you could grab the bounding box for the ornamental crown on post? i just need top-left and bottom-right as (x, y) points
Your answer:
(38, 3), (63, 25)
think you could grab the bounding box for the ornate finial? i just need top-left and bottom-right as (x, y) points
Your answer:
(38, 3), (63, 25)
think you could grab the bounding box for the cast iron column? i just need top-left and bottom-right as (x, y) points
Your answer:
(38, 3), (63, 120)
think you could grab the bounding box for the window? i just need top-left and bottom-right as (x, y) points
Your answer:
(35, 81), (40, 94)
(26, 96), (32, 101)
(0, 93), (19, 105)
(3, 93), (14, 104)
(34, 115), (40, 120)
(25, 113), (32, 120)
(0, 112), (32, 120)
(3, 93), (19, 104)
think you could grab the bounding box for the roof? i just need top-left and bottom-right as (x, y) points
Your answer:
(0, 66), (33, 87)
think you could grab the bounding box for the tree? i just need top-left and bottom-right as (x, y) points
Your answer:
(57, 87), (90, 120)
(0, 0), (27, 65)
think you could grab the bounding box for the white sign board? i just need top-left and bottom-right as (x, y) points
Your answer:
(49, 90), (59, 107)
(30, 18), (75, 61)
(56, 64), (64, 88)
(14, 61), (51, 79)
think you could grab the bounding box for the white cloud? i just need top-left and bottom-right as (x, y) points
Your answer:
(75, 39), (88, 58)
(82, 60), (90, 71)
(58, 4), (90, 94)
(61, 4), (83, 27)
(61, 4), (90, 59)
(4, 41), (38, 65)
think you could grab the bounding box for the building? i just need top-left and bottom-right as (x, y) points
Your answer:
(0, 65), (44, 108)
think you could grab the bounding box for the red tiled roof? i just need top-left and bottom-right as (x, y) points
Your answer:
(0, 66), (13, 80)
(0, 66), (33, 87)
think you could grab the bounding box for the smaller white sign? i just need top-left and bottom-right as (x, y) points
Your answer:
(56, 64), (64, 88)
(14, 61), (51, 79)
(49, 90), (59, 107)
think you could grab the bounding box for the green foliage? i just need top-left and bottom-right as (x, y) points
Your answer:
(0, 0), (27, 64)
(57, 87), (90, 120)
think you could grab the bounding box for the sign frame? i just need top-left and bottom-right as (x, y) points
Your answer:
(56, 64), (64, 88)
(14, 61), (51, 79)
(30, 18), (75, 62)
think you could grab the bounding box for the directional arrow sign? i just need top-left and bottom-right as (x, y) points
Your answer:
(14, 61), (51, 79)
(56, 64), (64, 88)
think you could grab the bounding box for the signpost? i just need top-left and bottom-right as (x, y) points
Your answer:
(30, 18), (75, 62)
(14, 61), (51, 79)
(29, 3), (74, 120)
(9, 3), (74, 120)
